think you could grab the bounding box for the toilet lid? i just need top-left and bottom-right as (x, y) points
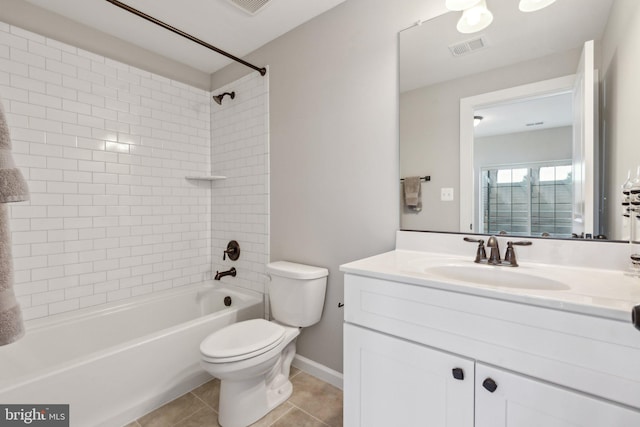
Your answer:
(200, 319), (286, 362)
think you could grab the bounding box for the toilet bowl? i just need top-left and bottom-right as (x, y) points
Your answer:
(200, 261), (328, 427)
(201, 319), (300, 427)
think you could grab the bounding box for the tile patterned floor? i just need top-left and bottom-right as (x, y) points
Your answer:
(122, 368), (343, 427)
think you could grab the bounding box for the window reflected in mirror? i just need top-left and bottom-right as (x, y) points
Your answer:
(481, 164), (572, 237)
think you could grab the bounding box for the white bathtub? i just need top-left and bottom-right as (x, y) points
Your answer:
(0, 282), (263, 427)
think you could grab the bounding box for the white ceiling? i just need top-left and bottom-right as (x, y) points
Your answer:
(400, 0), (614, 137)
(400, 0), (614, 93)
(23, 0), (347, 74)
(474, 92), (573, 137)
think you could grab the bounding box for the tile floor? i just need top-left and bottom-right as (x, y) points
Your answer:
(123, 368), (343, 427)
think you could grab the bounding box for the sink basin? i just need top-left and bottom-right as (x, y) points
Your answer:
(425, 264), (570, 290)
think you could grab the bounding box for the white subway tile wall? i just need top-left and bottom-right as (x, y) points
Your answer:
(210, 72), (270, 309)
(1, 23), (214, 320)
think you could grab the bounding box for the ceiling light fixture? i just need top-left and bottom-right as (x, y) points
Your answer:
(445, 0), (482, 11)
(457, 0), (493, 34)
(518, 0), (557, 12)
(474, 115), (484, 126)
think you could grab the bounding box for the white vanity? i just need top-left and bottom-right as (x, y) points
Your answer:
(341, 232), (640, 427)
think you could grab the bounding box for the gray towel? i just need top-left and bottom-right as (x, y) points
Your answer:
(0, 204), (24, 346)
(0, 97), (28, 346)
(0, 98), (29, 203)
(403, 176), (422, 212)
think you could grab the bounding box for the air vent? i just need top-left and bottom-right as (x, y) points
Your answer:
(448, 35), (488, 57)
(526, 121), (544, 127)
(226, 0), (272, 15)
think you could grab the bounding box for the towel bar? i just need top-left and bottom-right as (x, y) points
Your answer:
(400, 176), (431, 182)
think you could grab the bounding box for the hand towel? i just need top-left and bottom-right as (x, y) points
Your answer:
(0, 97), (29, 346)
(0, 204), (24, 346)
(403, 176), (422, 212)
(0, 98), (30, 203)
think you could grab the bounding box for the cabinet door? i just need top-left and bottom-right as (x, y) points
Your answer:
(476, 363), (640, 427)
(344, 323), (474, 427)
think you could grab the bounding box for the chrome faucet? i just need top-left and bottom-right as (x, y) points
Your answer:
(465, 236), (531, 267)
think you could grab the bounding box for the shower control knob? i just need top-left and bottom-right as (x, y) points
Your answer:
(223, 240), (240, 261)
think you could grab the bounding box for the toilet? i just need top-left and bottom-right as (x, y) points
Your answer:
(200, 261), (328, 427)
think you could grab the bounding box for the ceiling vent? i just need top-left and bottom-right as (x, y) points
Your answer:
(226, 0), (272, 15)
(448, 35), (488, 57)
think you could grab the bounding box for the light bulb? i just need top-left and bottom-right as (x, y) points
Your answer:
(456, 0), (493, 33)
(466, 9), (482, 26)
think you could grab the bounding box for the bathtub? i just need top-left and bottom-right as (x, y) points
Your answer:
(0, 282), (263, 427)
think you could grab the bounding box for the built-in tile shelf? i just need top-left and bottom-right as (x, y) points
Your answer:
(185, 175), (227, 181)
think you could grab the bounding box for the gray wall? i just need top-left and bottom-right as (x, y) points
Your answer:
(211, 0), (451, 373)
(399, 49), (581, 233)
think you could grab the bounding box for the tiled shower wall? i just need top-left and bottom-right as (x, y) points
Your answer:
(210, 72), (269, 305)
(1, 22), (213, 321)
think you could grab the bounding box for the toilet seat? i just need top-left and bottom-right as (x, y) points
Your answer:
(200, 319), (286, 363)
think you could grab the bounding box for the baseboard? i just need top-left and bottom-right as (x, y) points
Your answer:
(292, 355), (343, 390)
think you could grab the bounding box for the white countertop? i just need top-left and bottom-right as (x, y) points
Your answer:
(340, 249), (640, 323)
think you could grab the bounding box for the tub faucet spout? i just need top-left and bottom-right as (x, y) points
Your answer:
(215, 267), (237, 280)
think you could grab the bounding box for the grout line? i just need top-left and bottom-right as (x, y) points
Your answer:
(136, 392), (210, 427)
(286, 402), (331, 427)
(265, 404), (294, 427)
(190, 388), (219, 413)
(170, 406), (208, 427)
(289, 369), (302, 380)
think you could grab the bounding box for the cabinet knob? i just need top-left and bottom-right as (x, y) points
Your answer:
(452, 368), (464, 380)
(482, 378), (498, 393)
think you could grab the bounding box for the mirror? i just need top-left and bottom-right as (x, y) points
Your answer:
(399, 0), (640, 241)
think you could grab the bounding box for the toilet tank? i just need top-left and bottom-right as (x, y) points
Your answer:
(266, 261), (328, 327)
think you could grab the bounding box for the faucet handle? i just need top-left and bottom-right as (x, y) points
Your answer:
(504, 240), (532, 267)
(223, 240), (240, 261)
(464, 237), (487, 263)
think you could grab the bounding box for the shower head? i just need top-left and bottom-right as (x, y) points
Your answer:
(212, 91), (236, 105)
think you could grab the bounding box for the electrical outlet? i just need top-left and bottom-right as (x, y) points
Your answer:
(441, 187), (454, 201)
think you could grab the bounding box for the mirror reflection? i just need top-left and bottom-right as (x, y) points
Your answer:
(474, 92), (573, 238)
(399, 0), (640, 241)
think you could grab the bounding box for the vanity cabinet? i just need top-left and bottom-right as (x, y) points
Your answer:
(344, 323), (474, 427)
(475, 363), (640, 426)
(343, 273), (640, 427)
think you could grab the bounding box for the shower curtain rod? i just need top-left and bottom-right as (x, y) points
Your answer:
(105, 0), (267, 76)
